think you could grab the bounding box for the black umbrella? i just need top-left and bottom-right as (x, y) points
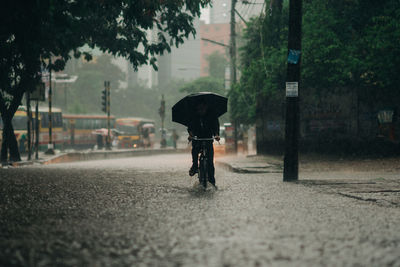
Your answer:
(172, 92), (228, 127)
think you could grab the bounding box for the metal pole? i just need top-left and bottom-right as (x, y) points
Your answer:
(230, 0), (238, 154)
(283, 0), (302, 181)
(45, 60), (54, 155)
(35, 101), (39, 160)
(106, 81), (111, 150)
(26, 91), (31, 160)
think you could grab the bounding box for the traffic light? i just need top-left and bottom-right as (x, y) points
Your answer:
(101, 88), (107, 113)
(159, 95), (165, 118)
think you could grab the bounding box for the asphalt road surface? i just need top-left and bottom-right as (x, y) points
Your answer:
(1, 154), (399, 266)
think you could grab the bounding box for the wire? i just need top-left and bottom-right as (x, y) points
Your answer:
(240, 0), (264, 20)
(239, 0), (253, 19)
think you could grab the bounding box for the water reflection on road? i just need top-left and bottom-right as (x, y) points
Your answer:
(0, 154), (399, 266)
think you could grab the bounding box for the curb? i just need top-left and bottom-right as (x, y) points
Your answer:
(42, 148), (188, 165)
(8, 148), (189, 167)
(215, 160), (237, 173)
(215, 160), (283, 174)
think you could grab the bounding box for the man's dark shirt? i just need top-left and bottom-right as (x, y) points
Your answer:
(187, 113), (219, 138)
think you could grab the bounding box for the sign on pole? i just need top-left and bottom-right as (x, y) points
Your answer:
(285, 82), (299, 97)
(31, 83), (46, 102)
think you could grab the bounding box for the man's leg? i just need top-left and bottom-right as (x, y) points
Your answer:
(190, 142), (200, 176)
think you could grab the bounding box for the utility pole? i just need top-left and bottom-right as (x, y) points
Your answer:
(283, 0), (302, 181)
(230, 0), (238, 153)
(45, 60), (55, 155)
(26, 91), (32, 160)
(31, 82), (44, 160)
(35, 101), (39, 160)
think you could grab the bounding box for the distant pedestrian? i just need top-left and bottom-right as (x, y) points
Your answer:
(142, 127), (150, 148)
(172, 129), (179, 149)
(19, 134), (26, 153)
(96, 134), (104, 149)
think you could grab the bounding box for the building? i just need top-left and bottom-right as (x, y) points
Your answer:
(119, 2), (265, 88)
(200, 22), (230, 77)
(209, 0), (265, 24)
(156, 18), (202, 86)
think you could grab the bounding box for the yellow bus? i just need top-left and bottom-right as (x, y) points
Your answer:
(32, 107), (64, 151)
(63, 114), (116, 149)
(115, 117), (155, 148)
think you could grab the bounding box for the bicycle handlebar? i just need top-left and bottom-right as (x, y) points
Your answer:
(192, 137), (215, 141)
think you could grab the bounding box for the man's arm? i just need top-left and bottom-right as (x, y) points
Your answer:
(187, 128), (193, 141)
(213, 118), (220, 141)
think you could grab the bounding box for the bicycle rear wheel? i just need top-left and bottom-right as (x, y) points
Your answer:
(199, 157), (207, 189)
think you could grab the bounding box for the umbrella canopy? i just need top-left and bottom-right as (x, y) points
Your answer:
(172, 92), (228, 127)
(142, 123), (154, 129)
(91, 128), (110, 137)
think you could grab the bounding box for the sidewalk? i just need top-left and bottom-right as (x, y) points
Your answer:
(216, 154), (283, 173)
(216, 152), (400, 174)
(216, 153), (400, 207)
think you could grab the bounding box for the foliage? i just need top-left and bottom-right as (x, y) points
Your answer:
(179, 76), (226, 95)
(230, 4), (288, 124)
(232, 0), (400, 126)
(113, 78), (188, 131)
(0, 0), (210, 96)
(65, 55), (125, 114)
(65, 55), (191, 133)
(361, 2), (400, 104)
(301, 0), (353, 90)
(302, 0), (400, 104)
(206, 51), (228, 80)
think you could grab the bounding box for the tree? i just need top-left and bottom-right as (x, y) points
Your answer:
(301, 0), (400, 137)
(234, 0), (400, 153)
(360, 1), (400, 105)
(65, 54), (191, 135)
(230, 2), (287, 153)
(65, 55), (125, 114)
(206, 51), (228, 80)
(0, 0), (210, 162)
(179, 76), (226, 95)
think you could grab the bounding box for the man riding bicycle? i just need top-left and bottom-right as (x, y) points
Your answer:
(187, 101), (220, 187)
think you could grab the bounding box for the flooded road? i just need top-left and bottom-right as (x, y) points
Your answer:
(1, 154), (399, 266)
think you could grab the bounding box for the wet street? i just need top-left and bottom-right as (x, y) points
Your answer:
(1, 153), (399, 266)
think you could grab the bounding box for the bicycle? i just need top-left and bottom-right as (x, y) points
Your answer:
(191, 136), (215, 190)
